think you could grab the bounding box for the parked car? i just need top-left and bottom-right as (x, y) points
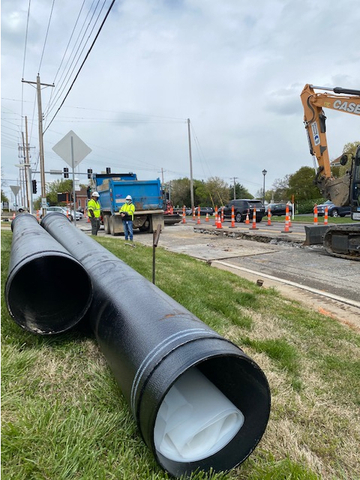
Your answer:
(40, 206), (81, 221)
(267, 203), (288, 216)
(222, 199), (266, 223)
(316, 200), (351, 217)
(186, 206), (214, 216)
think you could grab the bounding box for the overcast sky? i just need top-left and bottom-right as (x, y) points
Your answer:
(2, 0), (360, 204)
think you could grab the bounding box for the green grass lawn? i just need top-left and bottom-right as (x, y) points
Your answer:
(2, 229), (359, 480)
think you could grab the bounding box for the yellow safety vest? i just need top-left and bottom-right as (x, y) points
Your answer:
(88, 199), (101, 218)
(119, 202), (135, 220)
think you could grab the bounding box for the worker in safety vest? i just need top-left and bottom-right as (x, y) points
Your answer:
(119, 195), (135, 241)
(88, 191), (101, 236)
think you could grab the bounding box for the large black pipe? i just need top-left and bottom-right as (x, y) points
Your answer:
(41, 213), (271, 477)
(6, 213), (92, 334)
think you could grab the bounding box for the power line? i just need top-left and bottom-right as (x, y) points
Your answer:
(38, 0), (56, 72)
(44, 0), (117, 133)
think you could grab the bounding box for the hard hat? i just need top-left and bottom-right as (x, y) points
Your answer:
(126, 195), (132, 200)
(92, 191), (100, 197)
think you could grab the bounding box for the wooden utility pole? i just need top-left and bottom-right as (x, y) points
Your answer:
(22, 75), (54, 215)
(187, 119), (194, 211)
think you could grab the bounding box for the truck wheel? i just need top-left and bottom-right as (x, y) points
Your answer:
(235, 213), (242, 223)
(331, 209), (339, 217)
(139, 219), (150, 232)
(104, 215), (111, 234)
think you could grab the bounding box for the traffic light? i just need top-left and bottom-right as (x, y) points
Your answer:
(106, 167), (111, 174)
(87, 168), (93, 179)
(87, 186), (91, 199)
(63, 167), (69, 178)
(32, 179), (37, 194)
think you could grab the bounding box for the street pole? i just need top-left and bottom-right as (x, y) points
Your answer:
(187, 119), (194, 211)
(262, 169), (267, 204)
(71, 135), (77, 227)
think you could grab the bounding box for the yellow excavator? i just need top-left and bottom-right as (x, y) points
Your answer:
(300, 84), (360, 260)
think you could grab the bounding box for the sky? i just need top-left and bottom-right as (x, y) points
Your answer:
(2, 0), (360, 205)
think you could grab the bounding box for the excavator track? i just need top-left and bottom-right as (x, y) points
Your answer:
(323, 225), (360, 261)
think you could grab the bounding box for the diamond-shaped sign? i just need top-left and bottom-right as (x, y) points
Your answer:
(52, 130), (92, 167)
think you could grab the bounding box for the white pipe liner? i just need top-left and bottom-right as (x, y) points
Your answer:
(154, 367), (244, 462)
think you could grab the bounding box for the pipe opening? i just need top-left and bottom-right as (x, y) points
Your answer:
(7, 255), (92, 334)
(154, 367), (244, 462)
(152, 353), (270, 475)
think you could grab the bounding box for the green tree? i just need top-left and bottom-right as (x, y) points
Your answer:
(46, 179), (73, 205)
(271, 175), (291, 202)
(1, 190), (9, 203)
(287, 166), (319, 202)
(229, 183), (253, 200)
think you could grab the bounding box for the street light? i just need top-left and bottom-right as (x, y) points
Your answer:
(262, 169), (267, 204)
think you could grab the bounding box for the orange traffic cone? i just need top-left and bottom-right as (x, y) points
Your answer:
(313, 204), (318, 226)
(267, 206), (272, 226)
(245, 212), (250, 224)
(197, 206), (201, 224)
(230, 205), (236, 228)
(281, 204), (292, 233)
(221, 208), (224, 223)
(216, 212), (222, 229)
(214, 207), (218, 226)
(205, 213), (209, 222)
(324, 206), (328, 225)
(182, 205), (186, 224)
(250, 208), (258, 230)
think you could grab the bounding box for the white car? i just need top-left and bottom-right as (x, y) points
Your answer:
(41, 206), (80, 221)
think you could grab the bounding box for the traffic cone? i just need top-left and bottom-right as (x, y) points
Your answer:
(36, 210), (40, 222)
(324, 206), (328, 225)
(221, 208), (224, 223)
(230, 205), (236, 228)
(267, 206), (272, 226)
(214, 207), (218, 226)
(12, 212), (16, 220)
(197, 206), (201, 224)
(313, 204), (318, 226)
(245, 212), (250, 224)
(205, 213), (209, 222)
(182, 205), (186, 224)
(216, 212), (222, 229)
(250, 208), (258, 230)
(281, 204), (292, 233)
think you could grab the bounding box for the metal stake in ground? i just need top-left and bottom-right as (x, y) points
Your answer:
(153, 224), (161, 284)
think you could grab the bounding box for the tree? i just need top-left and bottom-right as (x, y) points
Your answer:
(271, 175), (291, 202)
(1, 190), (9, 203)
(46, 179), (73, 205)
(229, 183), (253, 200)
(287, 166), (319, 202)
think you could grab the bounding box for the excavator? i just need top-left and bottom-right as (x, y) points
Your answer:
(300, 84), (360, 260)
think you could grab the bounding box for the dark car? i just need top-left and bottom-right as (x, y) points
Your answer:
(317, 200), (351, 217)
(186, 206), (214, 216)
(223, 199), (266, 223)
(267, 203), (288, 216)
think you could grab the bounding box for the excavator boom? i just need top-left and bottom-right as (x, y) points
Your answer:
(300, 84), (360, 260)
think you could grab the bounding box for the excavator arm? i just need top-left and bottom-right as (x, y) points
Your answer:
(300, 84), (360, 206)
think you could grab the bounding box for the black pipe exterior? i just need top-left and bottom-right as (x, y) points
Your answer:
(41, 213), (271, 477)
(6, 213), (92, 334)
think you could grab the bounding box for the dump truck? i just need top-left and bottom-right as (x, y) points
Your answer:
(93, 173), (164, 235)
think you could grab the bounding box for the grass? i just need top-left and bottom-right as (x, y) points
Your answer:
(2, 229), (360, 480)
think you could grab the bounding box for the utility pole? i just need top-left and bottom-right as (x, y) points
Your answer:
(187, 119), (194, 211)
(232, 177), (238, 200)
(22, 75), (54, 215)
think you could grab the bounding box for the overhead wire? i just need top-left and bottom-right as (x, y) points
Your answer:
(44, 0), (115, 131)
(38, 0), (56, 73)
(44, 0), (100, 119)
